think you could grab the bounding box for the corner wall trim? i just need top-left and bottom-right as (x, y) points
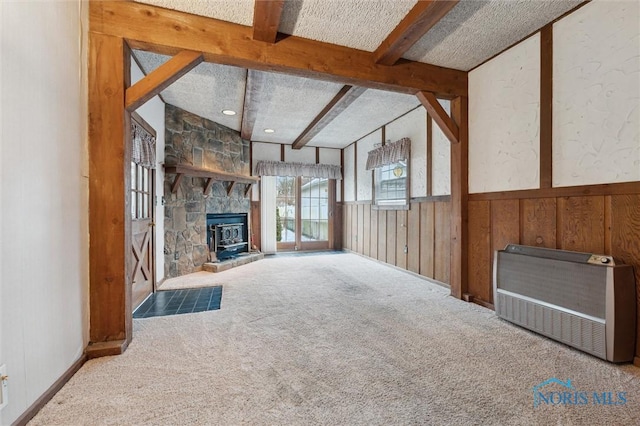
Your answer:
(86, 339), (130, 359)
(12, 354), (88, 426)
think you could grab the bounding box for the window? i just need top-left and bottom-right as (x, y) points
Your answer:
(276, 176), (296, 243)
(374, 160), (408, 207)
(131, 162), (152, 219)
(300, 177), (329, 241)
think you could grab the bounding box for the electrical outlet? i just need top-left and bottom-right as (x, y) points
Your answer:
(0, 364), (8, 411)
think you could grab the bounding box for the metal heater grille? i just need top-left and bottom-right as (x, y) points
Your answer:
(496, 292), (606, 359)
(494, 244), (636, 362)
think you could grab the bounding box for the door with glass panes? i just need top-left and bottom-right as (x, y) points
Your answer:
(276, 176), (331, 251)
(131, 162), (155, 310)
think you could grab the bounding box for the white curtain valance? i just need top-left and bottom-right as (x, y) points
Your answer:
(131, 121), (156, 168)
(255, 161), (342, 180)
(365, 137), (411, 170)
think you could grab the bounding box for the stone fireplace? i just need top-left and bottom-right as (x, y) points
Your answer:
(164, 104), (250, 278)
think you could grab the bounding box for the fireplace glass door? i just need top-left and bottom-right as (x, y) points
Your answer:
(276, 176), (329, 251)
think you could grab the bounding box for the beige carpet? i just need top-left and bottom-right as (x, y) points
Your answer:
(31, 253), (640, 425)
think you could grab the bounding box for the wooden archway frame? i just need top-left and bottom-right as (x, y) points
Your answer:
(86, 1), (468, 357)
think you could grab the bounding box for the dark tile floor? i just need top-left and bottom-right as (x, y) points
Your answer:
(133, 286), (222, 319)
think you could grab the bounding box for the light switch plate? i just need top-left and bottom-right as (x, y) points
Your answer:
(0, 364), (7, 410)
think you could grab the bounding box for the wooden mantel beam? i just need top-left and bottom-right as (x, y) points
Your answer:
(416, 91), (459, 144)
(292, 85), (367, 150)
(374, 0), (460, 66)
(126, 50), (203, 111)
(252, 0), (285, 43)
(89, 1), (467, 98)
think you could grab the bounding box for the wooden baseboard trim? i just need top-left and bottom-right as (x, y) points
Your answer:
(344, 249), (451, 291)
(472, 298), (495, 311)
(12, 354), (87, 426)
(86, 339), (129, 359)
(634, 356), (640, 368)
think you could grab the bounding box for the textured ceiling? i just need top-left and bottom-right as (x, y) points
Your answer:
(133, 50), (246, 132)
(249, 71), (344, 144)
(136, 0), (254, 26)
(279, 0), (417, 52)
(134, 47), (418, 148)
(404, 0), (583, 71)
(308, 90), (422, 149)
(131, 0), (586, 149)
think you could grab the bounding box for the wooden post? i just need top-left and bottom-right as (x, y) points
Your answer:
(540, 24), (553, 189)
(449, 96), (469, 299)
(87, 32), (132, 357)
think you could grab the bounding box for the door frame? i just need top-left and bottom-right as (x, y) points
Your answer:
(276, 176), (334, 252)
(130, 111), (156, 311)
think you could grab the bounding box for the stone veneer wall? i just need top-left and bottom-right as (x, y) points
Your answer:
(164, 104), (251, 278)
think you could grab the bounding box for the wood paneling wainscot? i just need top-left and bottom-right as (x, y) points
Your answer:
(467, 184), (640, 364)
(386, 210), (397, 266)
(419, 203), (435, 277)
(377, 209), (387, 262)
(467, 201), (491, 304)
(520, 198), (556, 248)
(434, 201), (451, 285)
(407, 204), (421, 274)
(396, 210), (408, 270)
(343, 199), (452, 286)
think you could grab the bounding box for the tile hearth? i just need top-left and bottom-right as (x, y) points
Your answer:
(203, 251), (264, 273)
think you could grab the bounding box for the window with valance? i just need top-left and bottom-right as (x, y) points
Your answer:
(366, 138), (411, 208)
(254, 160), (342, 180)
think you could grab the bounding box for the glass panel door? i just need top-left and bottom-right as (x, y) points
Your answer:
(300, 177), (329, 244)
(276, 176), (296, 250)
(275, 176), (331, 251)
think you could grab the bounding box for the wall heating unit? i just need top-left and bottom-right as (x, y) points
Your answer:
(494, 244), (636, 362)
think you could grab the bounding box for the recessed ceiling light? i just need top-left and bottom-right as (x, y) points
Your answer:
(264, 128), (275, 133)
(221, 109), (236, 116)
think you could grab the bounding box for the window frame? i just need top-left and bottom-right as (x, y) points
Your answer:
(372, 159), (410, 210)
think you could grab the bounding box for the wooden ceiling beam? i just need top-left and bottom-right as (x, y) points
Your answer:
(241, 70), (266, 140)
(90, 1), (467, 98)
(292, 85), (366, 149)
(252, 0), (285, 43)
(416, 91), (459, 144)
(125, 50), (203, 111)
(374, 0), (460, 66)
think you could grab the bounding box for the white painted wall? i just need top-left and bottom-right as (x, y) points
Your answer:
(251, 141), (281, 201)
(469, 33), (541, 193)
(251, 142), (282, 174)
(1, 1), (88, 424)
(432, 101), (451, 196)
(386, 107), (428, 198)
(343, 144), (356, 201)
(0, 1), (4, 414)
(553, 0), (640, 187)
(284, 145), (315, 163)
(319, 148), (342, 202)
(356, 131), (378, 201)
(131, 60), (166, 283)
